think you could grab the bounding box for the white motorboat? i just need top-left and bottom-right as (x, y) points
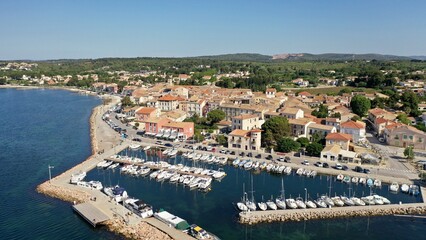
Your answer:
(257, 201), (267, 211)
(266, 164), (274, 172)
(245, 200), (256, 211)
(296, 168), (304, 175)
(88, 181), (103, 190)
(361, 196), (375, 205)
(314, 198), (327, 208)
(374, 179), (382, 188)
(331, 196), (344, 207)
(340, 196), (354, 206)
(284, 166), (292, 175)
(244, 161), (253, 170)
(97, 160), (108, 168)
(129, 144), (140, 150)
(237, 202), (248, 211)
(138, 167), (151, 176)
(232, 158), (241, 167)
(305, 200), (317, 208)
(143, 146), (151, 151)
(401, 184), (410, 193)
(351, 197), (365, 206)
(213, 171), (226, 179)
(266, 198), (277, 210)
(149, 170), (160, 179)
(275, 197), (286, 209)
(170, 173), (180, 182)
(390, 182), (399, 192)
(168, 149), (178, 157)
(337, 174), (344, 181)
(321, 195), (334, 207)
(123, 198), (153, 219)
(351, 177), (359, 184)
(278, 165), (286, 173)
(103, 185), (128, 202)
(295, 197), (306, 209)
(285, 198), (298, 209)
(252, 161), (260, 170)
(303, 169), (311, 176)
(70, 171), (86, 184)
(162, 148), (171, 155)
(372, 195), (384, 205)
(309, 171), (317, 178)
(359, 178), (366, 185)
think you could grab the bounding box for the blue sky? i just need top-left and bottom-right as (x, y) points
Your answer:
(1, 0), (425, 60)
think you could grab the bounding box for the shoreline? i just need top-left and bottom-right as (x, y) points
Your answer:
(35, 94), (177, 240)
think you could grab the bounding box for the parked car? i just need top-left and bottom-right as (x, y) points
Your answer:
(206, 146), (213, 151)
(132, 138), (141, 142)
(136, 131), (145, 136)
(219, 150), (226, 154)
(284, 156), (291, 163)
(342, 165), (349, 171)
(265, 155), (273, 160)
(363, 168), (371, 174)
(239, 152), (245, 157)
(314, 162), (323, 167)
(255, 154), (262, 159)
(156, 140), (163, 145)
(164, 143), (173, 147)
(247, 153), (253, 157)
(230, 151), (236, 155)
(354, 166), (364, 173)
(278, 157), (285, 162)
(323, 163), (329, 168)
(302, 160), (310, 165)
(334, 163), (343, 170)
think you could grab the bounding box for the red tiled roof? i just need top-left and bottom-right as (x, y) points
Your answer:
(326, 133), (352, 141)
(341, 120), (365, 129)
(136, 107), (156, 114)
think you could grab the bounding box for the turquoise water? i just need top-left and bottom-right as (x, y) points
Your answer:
(87, 148), (425, 240)
(0, 88), (118, 239)
(1, 88), (425, 240)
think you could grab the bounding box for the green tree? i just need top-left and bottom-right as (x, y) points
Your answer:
(397, 113), (411, 125)
(350, 95), (371, 117)
(207, 109), (226, 124)
(262, 130), (275, 150)
(311, 132), (326, 145)
(121, 96), (133, 107)
(306, 142), (324, 157)
(276, 137), (301, 153)
(216, 134), (228, 147)
(193, 129), (205, 142)
(403, 146), (414, 160)
(0, 78), (7, 85)
(296, 137), (310, 148)
(261, 117), (291, 148)
(311, 104), (329, 118)
(401, 91), (419, 116)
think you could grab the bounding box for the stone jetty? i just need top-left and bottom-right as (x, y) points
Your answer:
(239, 202), (426, 225)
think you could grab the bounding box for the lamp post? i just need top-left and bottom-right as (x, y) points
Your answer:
(48, 165), (54, 183)
(304, 188), (307, 202)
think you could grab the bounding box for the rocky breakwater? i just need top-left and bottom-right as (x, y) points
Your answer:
(105, 218), (173, 240)
(239, 204), (426, 225)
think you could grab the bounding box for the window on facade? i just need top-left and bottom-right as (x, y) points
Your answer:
(395, 135), (399, 140)
(403, 135), (407, 139)
(419, 138), (423, 143)
(409, 135), (413, 140)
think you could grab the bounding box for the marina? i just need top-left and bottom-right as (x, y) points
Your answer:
(29, 89), (426, 240)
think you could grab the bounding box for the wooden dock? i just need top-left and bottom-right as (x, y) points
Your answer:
(72, 202), (110, 227)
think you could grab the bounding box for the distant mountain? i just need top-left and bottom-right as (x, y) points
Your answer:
(191, 53), (419, 62)
(191, 53), (272, 62)
(410, 56), (426, 61)
(272, 53), (413, 61)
